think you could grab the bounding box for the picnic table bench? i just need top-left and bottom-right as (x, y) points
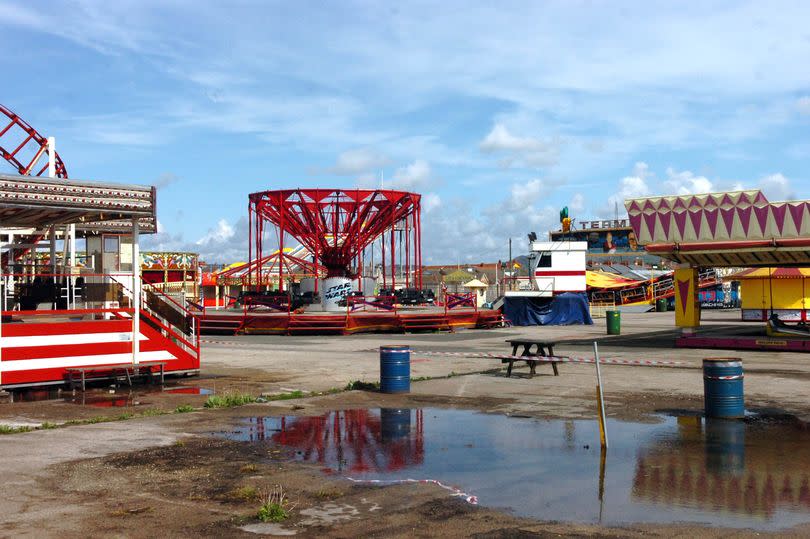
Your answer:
(65, 362), (168, 391)
(503, 339), (561, 377)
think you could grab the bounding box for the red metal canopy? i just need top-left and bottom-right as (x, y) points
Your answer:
(249, 188), (422, 290)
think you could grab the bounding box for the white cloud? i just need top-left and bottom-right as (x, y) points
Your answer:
(758, 173), (795, 200)
(601, 162), (652, 217)
(569, 193), (585, 213)
(154, 172), (179, 190)
(197, 219), (235, 245)
(392, 159), (433, 189)
(479, 124), (560, 168)
(323, 148), (390, 175)
(422, 192), (441, 213)
(664, 168), (713, 195)
(798, 96), (810, 116)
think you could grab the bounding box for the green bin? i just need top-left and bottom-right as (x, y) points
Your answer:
(655, 298), (668, 312)
(606, 310), (621, 335)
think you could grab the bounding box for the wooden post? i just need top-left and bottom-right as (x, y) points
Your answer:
(593, 341), (608, 449)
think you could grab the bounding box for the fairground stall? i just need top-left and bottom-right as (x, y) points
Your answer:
(0, 173), (200, 388)
(626, 189), (810, 352)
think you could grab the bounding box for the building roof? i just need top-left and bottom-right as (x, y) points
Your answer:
(0, 173), (156, 232)
(462, 278), (487, 288)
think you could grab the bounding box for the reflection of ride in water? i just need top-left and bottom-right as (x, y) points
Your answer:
(246, 409), (424, 473)
(633, 416), (810, 518)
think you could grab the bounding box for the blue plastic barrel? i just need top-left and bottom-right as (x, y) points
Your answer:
(703, 358), (744, 418)
(380, 345), (410, 393)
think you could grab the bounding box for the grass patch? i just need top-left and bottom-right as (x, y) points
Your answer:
(139, 408), (169, 417)
(344, 380), (379, 391)
(0, 425), (32, 434)
(175, 404), (195, 413)
(314, 487), (344, 500)
(117, 412), (134, 421)
(231, 485), (259, 502)
(204, 391), (256, 409)
(240, 463), (258, 474)
(265, 390), (305, 401)
(40, 422), (58, 429)
(173, 439), (186, 447)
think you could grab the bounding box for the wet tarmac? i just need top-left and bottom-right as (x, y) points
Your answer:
(218, 408), (810, 531)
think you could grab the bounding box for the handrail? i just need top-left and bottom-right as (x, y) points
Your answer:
(140, 308), (199, 354)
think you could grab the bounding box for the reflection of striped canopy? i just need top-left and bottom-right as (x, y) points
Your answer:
(729, 267), (810, 280)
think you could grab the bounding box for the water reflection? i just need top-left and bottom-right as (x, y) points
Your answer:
(633, 416), (810, 520)
(222, 408), (810, 530)
(236, 409), (424, 472)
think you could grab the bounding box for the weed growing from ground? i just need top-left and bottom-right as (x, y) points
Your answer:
(204, 391), (256, 408)
(175, 404), (194, 413)
(257, 485), (296, 522)
(0, 425), (32, 434)
(344, 380), (379, 391)
(265, 390), (305, 401)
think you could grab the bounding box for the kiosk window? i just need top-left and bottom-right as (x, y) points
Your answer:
(536, 253), (552, 268)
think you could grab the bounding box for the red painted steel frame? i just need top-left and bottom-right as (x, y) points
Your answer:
(0, 104), (67, 178)
(248, 189), (422, 291)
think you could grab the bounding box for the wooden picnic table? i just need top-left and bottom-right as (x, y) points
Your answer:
(66, 362), (167, 391)
(503, 339), (561, 377)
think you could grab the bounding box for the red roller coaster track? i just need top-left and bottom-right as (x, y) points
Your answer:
(1, 104), (68, 266)
(0, 104), (67, 178)
(249, 189), (422, 292)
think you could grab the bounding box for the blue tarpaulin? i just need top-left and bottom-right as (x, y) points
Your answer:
(503, 292), (594, 326)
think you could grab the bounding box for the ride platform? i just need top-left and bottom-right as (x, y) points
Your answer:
(199, 306), (504, 335)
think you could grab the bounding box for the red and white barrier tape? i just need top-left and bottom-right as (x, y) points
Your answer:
(345, 477), (478, 504)
(362, 348), (686, 367)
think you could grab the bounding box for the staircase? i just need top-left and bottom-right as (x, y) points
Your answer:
(286, 314), (347, 335)
(399, 313), (452, 332)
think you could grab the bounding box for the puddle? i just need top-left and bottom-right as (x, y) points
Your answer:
(163, 387), (215, 395)
(218, 408), (810, 531)
(8, 385), (213, 406)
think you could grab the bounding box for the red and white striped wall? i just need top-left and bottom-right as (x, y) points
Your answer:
(0, 310), (199, 387)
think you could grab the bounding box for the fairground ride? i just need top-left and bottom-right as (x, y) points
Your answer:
(248, 189), (422, 295)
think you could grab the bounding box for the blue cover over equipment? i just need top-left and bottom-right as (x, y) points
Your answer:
(503, 292), (594, 326)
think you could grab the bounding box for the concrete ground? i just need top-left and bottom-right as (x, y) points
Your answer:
(199, 309), (810, 421)
(3, 308), (810, 537)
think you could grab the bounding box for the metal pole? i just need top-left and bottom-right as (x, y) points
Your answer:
(132, 220), (140, 365)
(593, 341), (608, 449)
(508, 238), (512, 291)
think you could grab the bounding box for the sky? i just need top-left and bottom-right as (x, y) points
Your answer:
(1, 0), (809, 264)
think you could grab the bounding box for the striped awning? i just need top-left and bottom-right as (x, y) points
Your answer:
(727, 267), (810, 280)
(586, 271), (642, 289)
(625, 190), (810, 267)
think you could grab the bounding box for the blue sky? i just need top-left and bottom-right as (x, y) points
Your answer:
(1, 0), (809, 263)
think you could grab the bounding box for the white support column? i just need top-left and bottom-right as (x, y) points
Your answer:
(132, 220), (140, 365)
(49, 226), (56, 284)
(48, 137), (56, 178)
(69, 224), (76, 309)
